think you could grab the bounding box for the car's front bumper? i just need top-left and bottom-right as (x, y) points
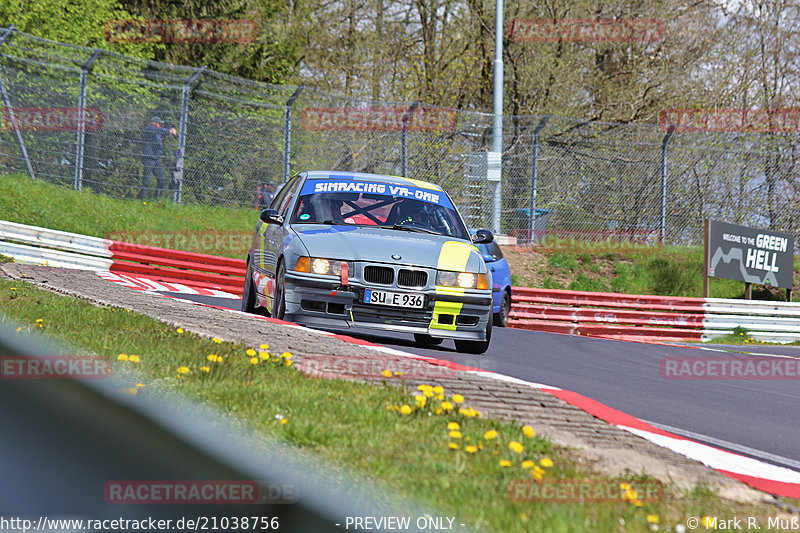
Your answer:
(283, 271), (492, 340)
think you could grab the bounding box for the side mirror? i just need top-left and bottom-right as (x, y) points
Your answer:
(471, 229), (494, 244)
(260, 209), (284, 225)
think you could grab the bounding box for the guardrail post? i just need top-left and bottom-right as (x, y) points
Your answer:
(529, 115), (551, 244)
(0, 25), (35, 181)
(401, 101), (420, 178)
(283, 86), (304, 183)
(175, 66), (206, 203)
(660, 126), (674, 244)
(75, 49), (103, 192)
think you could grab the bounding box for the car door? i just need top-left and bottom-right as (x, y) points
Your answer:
(261, 174), (303, 303)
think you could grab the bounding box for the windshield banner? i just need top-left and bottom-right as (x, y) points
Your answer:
(300, 180), (454, 210)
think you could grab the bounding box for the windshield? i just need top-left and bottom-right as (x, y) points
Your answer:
(292, 179), (469, 240)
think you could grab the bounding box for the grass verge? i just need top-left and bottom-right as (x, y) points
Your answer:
(0, 276), (790, 531)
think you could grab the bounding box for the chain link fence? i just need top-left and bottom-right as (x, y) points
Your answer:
(1, 27), (798, 245)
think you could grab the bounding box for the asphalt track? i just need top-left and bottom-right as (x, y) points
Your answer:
(163, 292), (800, 473)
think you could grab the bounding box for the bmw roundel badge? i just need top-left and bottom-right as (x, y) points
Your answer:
(391, 254), (401, 260)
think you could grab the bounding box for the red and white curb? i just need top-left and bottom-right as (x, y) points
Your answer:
(96, 270), (800, 499)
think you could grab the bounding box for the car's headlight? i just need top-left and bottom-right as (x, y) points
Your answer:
(436, 270), (488, 289)
(293, 256), (349, 276)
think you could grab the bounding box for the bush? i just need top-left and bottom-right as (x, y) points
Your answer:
(646, 257), (695, 296)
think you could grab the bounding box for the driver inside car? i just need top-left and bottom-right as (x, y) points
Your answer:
(389, 199), (432, 228)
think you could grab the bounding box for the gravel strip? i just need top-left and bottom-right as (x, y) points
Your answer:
(1, 264), (774, 504)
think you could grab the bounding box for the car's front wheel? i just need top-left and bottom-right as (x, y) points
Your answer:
(273, 260), (286, 320)
(241, 259), (265, 316)
(414, 333), (443, 346)
(493, 290), (511, 327)
(454, 319), (492, 354)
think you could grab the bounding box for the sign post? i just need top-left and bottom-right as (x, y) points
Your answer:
(704, 219), (794, 301)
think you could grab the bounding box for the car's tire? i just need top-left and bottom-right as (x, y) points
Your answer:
(414, 333), (443, 346)
(273, 260), (286, 320)
(493, 290), (511, 327)
(241, 259), (262, 314)
(454, 319), (492, 354)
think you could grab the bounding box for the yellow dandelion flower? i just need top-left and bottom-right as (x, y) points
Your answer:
(422, 389), (434, 398)
(246, 348), (256, 356)
(280, 351), (292, 359)
(10, 287), (16, 291)
(284, 360), (293, 367)
(15, 326), (22, 333)
(280, 418), (288, 425)
(441, 401), (453, 411)
(701, 517), (714, 528)
(478, 442), (483, 450)
(434, 393), (444, 401)
(465, 445), (477, 454)
(400, 405), (412, 415)
(531, 468), (544, 480)
(484, 430), (498, 440)
(386, 405), (396, 412)
(499, 459), (512, 467)
(176, 328), (184, 334)
(449, 430), (462, 439)
(433, 385), (444, 394)
(539, 457), (553, 468)
(117, 353), (128, 361)
(447, 422), (460, 430)
(393, 371), (403, 376)
(622, 489), (638, 502)
(128, 355), (140, 363)
(176, 366), (190, 375)
(448, 442), (460, 450)
(381, 370), (393, 378)
(207, 354), (217, 361)
(646, 515), (659, 524)
(521, 460), (534, 469)
(135, 383), (145, 388)
(259, 343), (269, 350)
(249, 357), (259, 365)
(532, 465), (545, 477)
(35, 318), (43, 323)
(212, 337), (222, 343)
(633, 500), (643, 507)
(415, 395), (427, 408)
(522, 425), (535, 438)
(200, 366), (210, 373)
(259, 351), (269, 360)
(435, 408), (443, 414)
(452, 394), (464, 404)
(508, 441), (524, 454)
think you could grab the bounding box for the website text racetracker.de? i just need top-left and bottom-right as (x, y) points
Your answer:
(1, 516), (281, 532)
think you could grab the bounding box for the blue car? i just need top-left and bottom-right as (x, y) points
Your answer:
(474, 240), (511, 327)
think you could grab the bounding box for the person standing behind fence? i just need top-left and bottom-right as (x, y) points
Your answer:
(138, 116), (177, 200)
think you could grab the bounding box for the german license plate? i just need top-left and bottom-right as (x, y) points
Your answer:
(363, 289), (424, 308)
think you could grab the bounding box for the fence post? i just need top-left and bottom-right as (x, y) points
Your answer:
(660, 127), (674, 244)
(0, 25), (35, 181)
(283, 86), (304, 183)
(175, 66), (206, 203)
(401, 101), (420, 178)
(74, 49), (103, 192)
(529, 115), (551, 244)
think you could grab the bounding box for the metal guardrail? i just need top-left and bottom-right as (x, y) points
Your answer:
(4, 219), (800, 343)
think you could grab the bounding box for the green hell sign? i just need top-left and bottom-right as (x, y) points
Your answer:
(707, 220), (794, 289)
